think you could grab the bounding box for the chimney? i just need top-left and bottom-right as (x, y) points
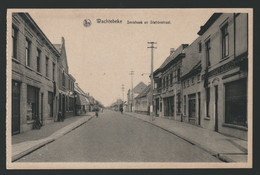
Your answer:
(170, 48), (175, 55)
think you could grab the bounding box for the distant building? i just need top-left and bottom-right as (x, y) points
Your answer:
(134, 84), (151, 115)
(127, 82), (147, 112)
(74, 83), (90, 115)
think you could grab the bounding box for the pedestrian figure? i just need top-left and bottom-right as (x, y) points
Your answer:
(95, 111), (98, 118)
(120, 107), (123, 114)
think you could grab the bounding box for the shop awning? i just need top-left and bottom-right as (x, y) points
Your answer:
(76, 94), (89, 106)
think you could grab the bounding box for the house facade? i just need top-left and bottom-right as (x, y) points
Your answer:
(199, 13), (248, 140)
(153, 45), (188, 120)
(54, 38), (76, 119)
(152, 13), (248, 140)
(127, 82), (147, 112)
(181, 37), (202, 125)
(134, 85), (151, 115)
(11, 13), (60, 134)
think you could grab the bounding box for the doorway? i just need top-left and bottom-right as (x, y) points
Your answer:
(12, 81), (20, 135)
(215, 86), (218, 132)
(188, 94), (196, 124)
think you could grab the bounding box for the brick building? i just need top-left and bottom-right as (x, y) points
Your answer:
(153, 45), (188, 120)
(198, 13), (248, 140)
(11, 13), (60, 134)
(181, 37), (202, 125)
(54, 38), (76, 119)
(152, 13), (248, 140)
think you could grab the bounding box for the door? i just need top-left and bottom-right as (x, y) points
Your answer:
(62, 94), (66, 117)
(12, 81), (20, 135)
(188, 94), (196, 124)
(41, 93), (43, 122)
(198, 92), (201, 125)
(215, 86), (218, 132)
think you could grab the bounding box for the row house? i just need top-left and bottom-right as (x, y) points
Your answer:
(134, 84), (151, 115)
(74, 82), (90, 115)
(153, 44), (188, 120)
(152, 13), (248, 140)
(198, 13), (248, 140)
(11, 13), (77, 135)
(127, 82), (147, 112)
(53, 37), (76, 118)
(11, 13), (60, 134)
(181, 37), (203, 125)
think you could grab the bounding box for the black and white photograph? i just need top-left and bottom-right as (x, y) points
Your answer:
(6, 8), (252, 169)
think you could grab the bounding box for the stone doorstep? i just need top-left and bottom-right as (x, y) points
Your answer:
(12, 115), (95, 162)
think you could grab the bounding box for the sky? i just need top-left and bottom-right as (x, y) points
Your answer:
(19, 9), (214, 106)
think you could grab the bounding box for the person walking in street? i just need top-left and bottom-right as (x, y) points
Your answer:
(120, 107), (123, 114)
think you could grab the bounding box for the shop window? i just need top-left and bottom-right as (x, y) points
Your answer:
(27, 85), (39, 121)
(225, 79), (247, 127)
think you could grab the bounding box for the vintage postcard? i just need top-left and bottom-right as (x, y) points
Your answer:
(6, 8), (253, 169)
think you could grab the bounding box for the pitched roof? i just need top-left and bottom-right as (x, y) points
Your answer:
(133, 82), (147, 94)
(135, 84), (151, 99)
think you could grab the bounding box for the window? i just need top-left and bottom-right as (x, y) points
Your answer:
(192, 77), (194, 85)
(206, 87), (210, 117)
(177, 68), (180, 82)
(198, 42), (202, 53)
(184, 95), (186, 115)
(36, 49), (41, 72)
(170, 73), (173, 85)
(12, 27), (18, 59)
(25, 39), (31, 66)
(45, 57), (49, 77)
(205, 39), (211, 67)
(62, 71), (65, 87)
(221, 23), (229, 58)
(52, 63), (55, 80)
(225, 79), (247, 127)
(183, 81), (186, 88)
(166, 76), (168, 87)
(197, 74), (200, 82)
(187, 79), (190, 87)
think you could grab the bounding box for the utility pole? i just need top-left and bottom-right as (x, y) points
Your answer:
(147, 42), (157, 121)
(122, 84), (124, 104)
(129, 71), (134, 112)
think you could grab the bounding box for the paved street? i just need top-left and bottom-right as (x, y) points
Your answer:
(17, 110), (220, 162)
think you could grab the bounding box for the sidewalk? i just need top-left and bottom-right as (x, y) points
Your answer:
(12, 112), (95, 162)
(125, 112), (248, 163)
